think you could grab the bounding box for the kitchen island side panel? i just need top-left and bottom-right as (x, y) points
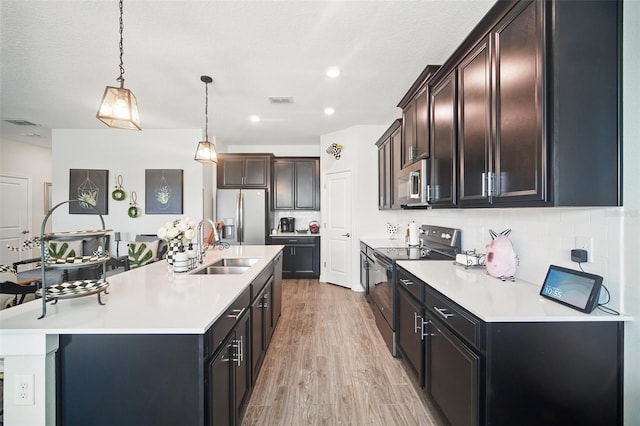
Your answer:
(484, 321), (623, 426)
(57, 334), (204, 426)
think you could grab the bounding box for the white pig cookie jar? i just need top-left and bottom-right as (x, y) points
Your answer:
(485, 229), (518, 282)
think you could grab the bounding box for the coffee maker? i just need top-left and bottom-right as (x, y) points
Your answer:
(279, 217), (295, 232)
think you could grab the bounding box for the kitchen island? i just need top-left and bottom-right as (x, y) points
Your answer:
(396, 261), (631, 426)
(0, 245), (284, 426)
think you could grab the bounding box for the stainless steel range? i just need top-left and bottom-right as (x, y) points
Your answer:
(366, 225), (461, 356)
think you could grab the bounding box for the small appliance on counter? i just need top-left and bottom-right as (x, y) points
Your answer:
(279, 217), (295, 232)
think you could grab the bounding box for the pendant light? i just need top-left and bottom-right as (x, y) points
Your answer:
(194, 75), (218, 163)
(96, 0), (141, 130)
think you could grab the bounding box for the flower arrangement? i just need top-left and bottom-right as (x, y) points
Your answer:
(157, 217), (196, 245)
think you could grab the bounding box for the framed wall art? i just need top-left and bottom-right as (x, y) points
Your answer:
(68, 169), (109, 215)
(145, 169), (183, 214)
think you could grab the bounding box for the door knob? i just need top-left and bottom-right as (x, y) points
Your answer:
(341, 233), (350, 237)
(21, 230), (30, 234)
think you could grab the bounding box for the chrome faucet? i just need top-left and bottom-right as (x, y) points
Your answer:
(196, 219), (219, 264)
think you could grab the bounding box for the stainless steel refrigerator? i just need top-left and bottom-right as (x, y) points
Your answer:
(216, 189), (267, 245)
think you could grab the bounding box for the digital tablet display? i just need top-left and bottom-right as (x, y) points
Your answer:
(539, 265), (603, 313)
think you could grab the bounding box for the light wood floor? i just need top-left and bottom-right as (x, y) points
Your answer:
(242, 279), (446, 426)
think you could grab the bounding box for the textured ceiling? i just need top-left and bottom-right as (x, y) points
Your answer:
(0, 0), (495, 148)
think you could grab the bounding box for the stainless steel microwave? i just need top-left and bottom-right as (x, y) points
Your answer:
(396, 159), (430, 208)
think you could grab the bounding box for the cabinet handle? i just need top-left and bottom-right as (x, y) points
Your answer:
(400, 278), (414, 286)
(482, 172), (487, 197)
(263, 293), (270, 309)
(434, 306), (454, 319)
(227, 307), (246, 319)
(421, 318), (431, 340)
(413, 312), (422, 335)
(487, 172), (495, 197)
(232, 339), (241, 366)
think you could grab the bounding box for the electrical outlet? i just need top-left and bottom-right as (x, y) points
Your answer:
(574, 236), (593, 263)
(14, 373), (35, 405)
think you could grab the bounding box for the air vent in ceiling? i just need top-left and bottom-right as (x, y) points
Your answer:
(268, 96), (294, 104)
(4, 119), (38, 126)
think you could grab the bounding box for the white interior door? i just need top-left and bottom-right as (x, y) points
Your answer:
(0, 174), (32, 265)
(324, 170), (352, 288)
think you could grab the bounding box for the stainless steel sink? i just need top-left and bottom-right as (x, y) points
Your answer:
(211, 257), (259, 268)
(192, 266), (250, 275)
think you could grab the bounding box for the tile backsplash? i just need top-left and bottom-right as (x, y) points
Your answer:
(272, 211), (321, 233)
(377, 206), (635, 311)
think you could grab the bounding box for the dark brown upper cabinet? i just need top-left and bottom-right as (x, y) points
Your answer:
(441, 0), (619, 208)
(429, 71), (457, 208)
(375, 120), (402, 210)
(272, 158), (320, 210)
(397, 65), (440, 169)
(217, 154), (271, 189)
(458, 37), (492, 206)
(456, 1), (546, 207)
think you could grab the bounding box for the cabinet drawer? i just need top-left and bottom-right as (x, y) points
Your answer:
(397, 270), (422, 302)
(205, 287), (251, 358)
(424, 286), (481, 349)
(270, 236), (317, 245)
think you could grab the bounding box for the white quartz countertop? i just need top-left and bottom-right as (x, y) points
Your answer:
(0, 245), (284, 335)
(397, 261), (631, 323)
(360, 237), (407, 248)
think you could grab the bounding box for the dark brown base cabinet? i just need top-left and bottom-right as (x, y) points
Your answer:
(269, 236), (320, 278)
(396, 267), (623, 426)
(56, 254), (284, 426)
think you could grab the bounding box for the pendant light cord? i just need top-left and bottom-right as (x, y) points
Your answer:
(118, 0), (125, 85)
(204, 81), (209, 141)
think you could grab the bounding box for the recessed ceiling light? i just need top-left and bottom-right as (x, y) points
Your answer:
(326, 67), (340, 78)
(324, 107), (335, 116)
(249, 115), (261, 123)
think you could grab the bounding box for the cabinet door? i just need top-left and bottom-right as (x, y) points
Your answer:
(402, 100), (416, 168)
(291, 245), (316, 276)
(251, 288), (266, 384)
(220, 158), (245, 187)
(233, 310), (252, 422)
(281, 245), (294, 276)
(397, 286), (424, 386)
(415, 86), (429, 161)
(244, 157), (269, 187)
(378, 145), (386, 209)
(492, 0), (545, 204)
(263, 277), (275, 345)
(294, 159), (318, 209)
(458, 38), (492, 206)
(427, 317), (479, 426)
(377, 140), (392, 209)
(272, 251), (283, 325)
(273, 160), (295, 209)
(390, 126), (402, 208)
(429, 71), (457, 207)
(207, 343), (232, 426)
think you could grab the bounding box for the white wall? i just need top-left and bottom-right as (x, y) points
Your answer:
(51, 129), (207, 252)
(0, 138), (53, 238)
